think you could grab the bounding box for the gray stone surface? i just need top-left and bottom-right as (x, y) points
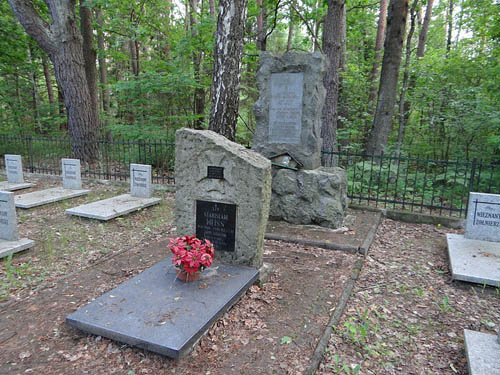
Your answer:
(130, 164), (152, 198)
(5, 154), (24, 183)
(66, 193), (161, 221)
(0, 182), (34, 191)
(465, 192), (500, 242)
(0, 191), (18, 241)
(270, 167), (348, 229)
(253, 52), (326, 170)
(61, 158), (82, 190)
(0, 238), (35, 259)
(66, 259), (259, 359)
(446, 233), (500, 286)
(464, 329), (500, 375)
(15, 187), (90, 209)
(175, 128), (271, 268)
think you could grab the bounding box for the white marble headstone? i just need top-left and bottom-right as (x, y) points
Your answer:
(5, 154), (24, 184)
(62, 158), (82, 190)
(130, 164), (152, 198)
(465, 192), (500, 242)
(0, 191), (19, 241)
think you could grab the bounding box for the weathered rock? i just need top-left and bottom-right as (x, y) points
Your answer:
(253, 52), (326, 170)
(270, 167), (347, 228)
(175, 128), (272, 268)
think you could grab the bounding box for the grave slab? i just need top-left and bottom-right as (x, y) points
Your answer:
(446, 233), (500, 287)
(66, 259), (258, 358)
(0, 238), (35, 258)
(66, 193), (162, 221)
(15, 187), (90, 209)
(464, 329), (500, 375)
(0, 182), (35, 191)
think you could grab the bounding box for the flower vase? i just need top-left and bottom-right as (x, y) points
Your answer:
(175, 269), (200, 282)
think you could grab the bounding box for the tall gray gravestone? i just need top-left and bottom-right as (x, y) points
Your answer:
(130, 164), (152, 198)
(175, 128), (271, 269)
(62, 158), (82, 190)
(252, 52), (347, 229)
(5, 154), (24, 184)
(0, 191), (18, 241)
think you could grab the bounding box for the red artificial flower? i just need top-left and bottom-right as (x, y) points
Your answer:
(168, 236), (215, 275)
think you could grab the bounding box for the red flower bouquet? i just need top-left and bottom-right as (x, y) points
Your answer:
(169, 235), (214, 279)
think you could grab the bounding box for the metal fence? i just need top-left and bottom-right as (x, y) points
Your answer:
(0, 135), (498, 217)
(0, 135), (175, 185)
(329, 151), (500, 217)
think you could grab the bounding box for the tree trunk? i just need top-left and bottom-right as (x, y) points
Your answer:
(27, 46), (42, 133)
(416, 0), (434, 58)
(208, 0), (248, 141)
(365, 0), (408, 156)
(41, 54), (56, 116)
(396, 0), (418, 155)
(367, 0), (388, 105)
(8, 0), (99, 162)
(321, 0), (346, 166)
(209, 0), (215, 19)
(256, 0), (267, 51)
(96, 9), (110, 113)
(446, 0), (453, 56)
(287, 1), (295, 51)
(190, 0), (206, 129)
(129, 39), (139, 76)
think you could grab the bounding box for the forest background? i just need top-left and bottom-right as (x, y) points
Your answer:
(1, 0), (499, 164)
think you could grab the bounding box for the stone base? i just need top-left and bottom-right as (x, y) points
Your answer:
(446, 234), (500, 286)
(0, 182), (35, 192)
(66, 194), (162, 221)
(464, 329), (500, 375)
(257, 262), (273, 286)
(270, 167), (347, 229)
(0, 238), (35, 258)
(15, 187), (90, 209)
(66, 259), (258, 359)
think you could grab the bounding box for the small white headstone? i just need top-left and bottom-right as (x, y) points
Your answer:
(130, 164), (152, 198)
(465, 192), (500, 242)
(5, 154), (24, 184)
(62, 159), (82, 190)
(0, 191), (19, 241)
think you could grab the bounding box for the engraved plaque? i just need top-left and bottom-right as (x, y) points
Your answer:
(207, 166), (224, 180)
(269, 73), (303, 144)
(196, 200), (236, 252)
(63, 161), (78, 180)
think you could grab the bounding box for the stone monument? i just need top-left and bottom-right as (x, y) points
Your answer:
(252, 51), (347, 228)
(175, 128), (272, 269)
(62, 158), (83, 190)
(0, 191), (35, 258)
(0, 155), (34, 191)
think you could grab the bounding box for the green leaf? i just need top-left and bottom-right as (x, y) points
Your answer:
(280, 336), (292, 345)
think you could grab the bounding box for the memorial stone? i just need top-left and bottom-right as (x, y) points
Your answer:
(175, 128), (271, 268)
(5, 154), (24, 184)
(465, 192), (500, 242)
(0, 191), (18, 241)
(130, 164), (152, 198)
(62, 158), (82, 190)
(253, 52), (326, 170)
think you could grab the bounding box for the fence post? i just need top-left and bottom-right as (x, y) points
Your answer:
(465, 157), (478, 217)
(27, 136), (34, 173)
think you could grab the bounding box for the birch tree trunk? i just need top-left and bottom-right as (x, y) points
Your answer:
(208, 0), (248, 141)
(365, 0), (409, 155)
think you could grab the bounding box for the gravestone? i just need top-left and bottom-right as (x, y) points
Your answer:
(66, 164), (161, 221)
(252, 52), (348, 229)
(130, 164), (152, 198)
(175, 128), (271, 269)
(0, 155), (34, 191)
(464, 329), (500, 375)
(446, 192), (500, 287)
(62, 158), (82, 190)
(0, 191), (35, 258)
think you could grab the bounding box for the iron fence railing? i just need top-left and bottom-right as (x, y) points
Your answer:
(0, 135), (175, 185)
(0, 135), (498, 217)
(328, 151), (500, 217)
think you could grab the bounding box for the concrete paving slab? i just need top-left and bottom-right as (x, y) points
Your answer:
(65, 193), (162, 221)
(0, 238), (35, 258)
(446, 233), (500, 287)
(15, 187), (90, 209)
(464, 329), (500, 375)
(0, 182), (35, 192)
(66, 259), (259, 358)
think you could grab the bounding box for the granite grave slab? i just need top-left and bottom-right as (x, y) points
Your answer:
(66, 164), (160, 220)
(66, 259), (258, 358)
(446, 233), (500, 287)
(15, 187), (90, 209)
(62, 158), (82, 190)
(465, 192), (500, 242)
(0, 191), (35, 258)
(464, 329), (500, 375)
(0, 154), (34, 191)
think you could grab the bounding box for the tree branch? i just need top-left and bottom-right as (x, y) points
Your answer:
(264, 0), (284, 41)
(290, 3), (322, 53)
(347, 1), (379, 12)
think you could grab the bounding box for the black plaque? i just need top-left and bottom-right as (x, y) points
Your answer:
(196, 200), (236, 252)
(207, 166), (224, 180)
